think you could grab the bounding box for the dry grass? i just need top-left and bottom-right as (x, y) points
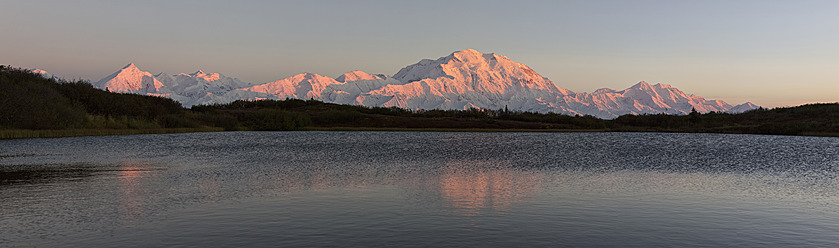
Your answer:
(302, 126), (607, 133)
(0, 127), (223, 139)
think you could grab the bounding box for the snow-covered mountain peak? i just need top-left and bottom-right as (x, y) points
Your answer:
(122, 63), (139, 70)
(392, 49), (489, 83)
(740, 102), (758, 107)
(182, 70), (220, 82)
(450, 49), (484, 62)
(593, 88), (616, 94)
(391, 49), (567, 94)
(447, 50), (514, 67)
(89, 50), (761, 118)
(364, 49), (574, 111)
(145, 69), (251, 107)
(655, 83), (676, 89)
(96, 63), (163, 93)
(417, 59), (435, 66)
(112, 63), (151, 78)
(30, 68), (58, 80)
(336, 70), (385, 82)
(298, 72), (328, 80)
(122, 63), (144, 73)
(625, 82), (677, 92)
(629, 81), (652, 89)
(240, 72), (341, 100)
(728, 102), (761, 113)
(453, 48), (481, 55)
(621, 81), (691, 101)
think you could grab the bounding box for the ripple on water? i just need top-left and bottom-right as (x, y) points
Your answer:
(1, 132), (838, 247)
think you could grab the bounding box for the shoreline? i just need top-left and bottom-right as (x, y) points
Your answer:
(2, 127), (837, 140)
(300, 127), (608, 133)
(0, 127), (224, 139)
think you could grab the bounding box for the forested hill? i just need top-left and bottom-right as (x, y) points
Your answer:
(192, 99), (838, 136)
(0, 65), (188, 130)
(1, 65), (837, 137)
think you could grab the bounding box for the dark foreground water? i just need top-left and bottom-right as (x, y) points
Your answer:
(1, 131), (838, 247)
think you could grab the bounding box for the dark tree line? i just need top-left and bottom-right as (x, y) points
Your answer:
(3, 65), (837, 136)
(1, 66), (192, 130)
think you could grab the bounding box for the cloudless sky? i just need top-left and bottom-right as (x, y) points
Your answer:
(2, 0), (837, 107)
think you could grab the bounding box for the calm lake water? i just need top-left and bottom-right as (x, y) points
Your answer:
(1, 131), (839, 247)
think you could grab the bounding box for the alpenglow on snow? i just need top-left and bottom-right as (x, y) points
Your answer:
(91, 49), (759, 119)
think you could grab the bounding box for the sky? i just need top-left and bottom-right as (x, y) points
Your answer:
(1, 0), (837, 107)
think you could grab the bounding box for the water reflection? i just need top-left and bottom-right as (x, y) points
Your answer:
(118, 161), (151, 225)
(439, 164), (542, 216)
(197, 170), (221, 204)
(2, 132), (838, 247)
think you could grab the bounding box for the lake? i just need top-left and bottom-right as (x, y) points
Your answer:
(2, 131), (838, 247)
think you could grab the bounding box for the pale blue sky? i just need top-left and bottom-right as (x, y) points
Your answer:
(2, 0), (837, 107)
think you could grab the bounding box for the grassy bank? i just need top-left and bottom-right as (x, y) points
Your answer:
(0, 127), (223, 139)
(302, 127), (608, 133)
(3, 126), (836, 140)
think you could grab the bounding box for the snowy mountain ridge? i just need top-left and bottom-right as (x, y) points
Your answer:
(30, 68), (60, 81)
(95, 63), (164, 94)
(88, 50), (760, 119)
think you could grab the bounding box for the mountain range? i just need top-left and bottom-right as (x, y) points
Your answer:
(47, 49), (760, 119)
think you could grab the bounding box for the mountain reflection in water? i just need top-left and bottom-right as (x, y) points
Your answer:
(439, 165), (542, 216)
(1, 131), (838, 247)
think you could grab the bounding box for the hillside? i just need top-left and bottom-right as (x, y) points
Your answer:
(1, 66), (184, 130)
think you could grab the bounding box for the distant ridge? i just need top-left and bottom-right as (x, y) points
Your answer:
(90, 50), (760, 118)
